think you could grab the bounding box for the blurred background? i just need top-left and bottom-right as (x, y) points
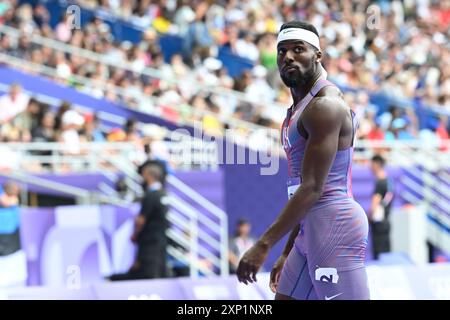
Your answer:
(0, 0), (449, 299)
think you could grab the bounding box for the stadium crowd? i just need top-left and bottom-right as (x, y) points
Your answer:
(0, 82), (174, 173)
(0, 0), (449, 146)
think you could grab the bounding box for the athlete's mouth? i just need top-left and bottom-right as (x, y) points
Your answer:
(283, 65), (299, 73)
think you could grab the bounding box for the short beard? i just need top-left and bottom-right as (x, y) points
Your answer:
(280, 63), (317, 88)
(281, 74), (305, 88)
(281, 68), (315, 88)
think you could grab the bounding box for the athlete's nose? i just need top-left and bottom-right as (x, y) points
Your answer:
(284, 50), (295, 64)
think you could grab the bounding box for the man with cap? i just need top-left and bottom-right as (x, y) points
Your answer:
(236, 21), (370, 300)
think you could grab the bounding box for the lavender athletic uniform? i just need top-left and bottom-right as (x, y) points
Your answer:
(277, 79), (370, 300)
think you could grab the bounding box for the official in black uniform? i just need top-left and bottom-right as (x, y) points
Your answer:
(130, 161), (169, 279)
(109, 160), (169, 281)
(369, 155), (394, 260)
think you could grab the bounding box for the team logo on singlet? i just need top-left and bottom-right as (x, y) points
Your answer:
(315, 267), (339, 284)
(282, 126), (291, 149)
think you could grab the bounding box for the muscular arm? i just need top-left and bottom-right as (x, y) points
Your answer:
(259, 97), (343, 249)
(281, 224), (300, 257)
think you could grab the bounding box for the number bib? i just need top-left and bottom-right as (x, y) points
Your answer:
(287, 177), (301, 200)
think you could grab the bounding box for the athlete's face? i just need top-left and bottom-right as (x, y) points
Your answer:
(277, 39), (321, 88)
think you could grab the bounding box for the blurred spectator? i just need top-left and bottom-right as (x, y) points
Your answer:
(32, 111), (56, 143)
(55, 13), (73, 42)
(367, 119), (385, 141)
(12, 97), (41, 134)
(436, 115), (449, 141)
(53, 51), (73, 80)
(0, 181), (27, 288)
(107, 127), (127, 142)
(0, 83), (30, 124)
(82, 113), (106, 142)
(60, 109), (85, 154)
(115, 177), (135, 203)
(385, 118), (415, 141)
(245, 65), (275, 104)
(235, 31), (259, 62)
(53, 101), (72, 132)
(229, 218), (256, 274)
(124, 117), (141, 142)
(202, 103), (223, 136)
(141, 125), (172, 167)
(182, 2), (214, 65)
(196, 57), (223, 86)
(32, 4), (50, 28)
(125, 117), (148, 164)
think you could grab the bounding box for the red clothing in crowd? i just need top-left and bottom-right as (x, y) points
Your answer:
(367, 127), (385, 140)
(436, 124), (449, 151)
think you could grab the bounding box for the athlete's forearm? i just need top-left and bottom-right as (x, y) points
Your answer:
(259, 184), (321, 249)
(281, 224), (300, 257)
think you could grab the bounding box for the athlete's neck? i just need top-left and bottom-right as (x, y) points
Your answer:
(290, 68), (322, 106)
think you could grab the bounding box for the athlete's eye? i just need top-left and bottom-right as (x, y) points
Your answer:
(294, 47), (304, 53)
(278, 48), (286, 55)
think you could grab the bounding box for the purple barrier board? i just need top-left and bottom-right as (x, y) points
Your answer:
(93, 278), (185, 300)
(3, 263), (450, 300)
(17, 204), (139, 287)
(1, 286), (96, 300)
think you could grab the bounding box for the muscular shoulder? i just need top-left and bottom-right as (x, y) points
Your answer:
(302, 88), (347, 133)
(312, 85), (347, 114)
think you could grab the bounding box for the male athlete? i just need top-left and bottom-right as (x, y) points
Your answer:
(236, 21), (370, 300)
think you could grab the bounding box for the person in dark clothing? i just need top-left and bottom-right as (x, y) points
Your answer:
(369, 154), (394, 259)
(30, 111), (56, 168)
(109, 161), (169, 281)
(32, 111), (56, 143)
(131, 161), (169, 278)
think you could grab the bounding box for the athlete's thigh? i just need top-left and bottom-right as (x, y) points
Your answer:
(305, 201), (370, 300)
(274, 292), (294, 300)
(277, 245), (317, 300)
(308, 265), (370, 300)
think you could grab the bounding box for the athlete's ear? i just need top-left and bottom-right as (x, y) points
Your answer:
(316, 50), (322, 63)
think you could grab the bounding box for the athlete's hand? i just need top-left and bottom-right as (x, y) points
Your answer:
(269, 254), (287, 293)
(236, 241), (269, 285)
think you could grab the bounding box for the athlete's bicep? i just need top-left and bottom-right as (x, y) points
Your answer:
(300, 98), (342, 193)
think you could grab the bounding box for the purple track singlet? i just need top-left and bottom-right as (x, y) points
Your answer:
(277, 79), (370, 300)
